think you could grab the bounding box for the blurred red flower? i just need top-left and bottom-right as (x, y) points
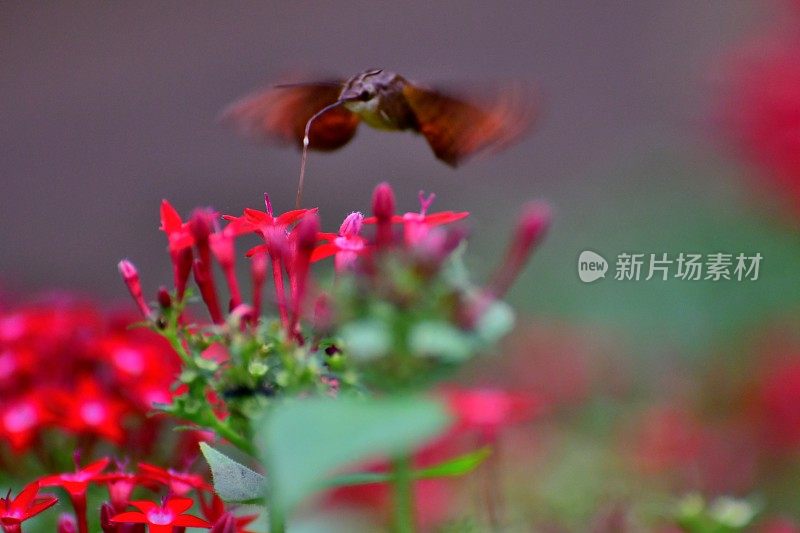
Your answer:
(0, 297), (180, 458)
(718, 29), (800, 217)
(0, 481), (58, 529)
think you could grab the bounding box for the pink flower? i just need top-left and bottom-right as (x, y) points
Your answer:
(312, 212), (368, 271)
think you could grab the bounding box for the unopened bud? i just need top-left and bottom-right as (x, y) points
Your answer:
(372, 182), (395, 219)
(189, 208), (215, 244)
(58, 514), (77, 533)
(339, 212), (364, 238)
(157, 286), (172, 309)
(211, 512), (237, 533)
(100, 503), (115, 532)
(372, 182), (395, 247)
(118, 259), (152, 319)
(487, 201), (552, 297)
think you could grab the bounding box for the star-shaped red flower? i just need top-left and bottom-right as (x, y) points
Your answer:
(0, 481), (58, 528)
(111, 497), (211, 532)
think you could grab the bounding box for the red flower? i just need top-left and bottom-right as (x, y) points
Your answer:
(160, 200), (194, 253)
(111, 497), (211, 532)
(39, 457), (110, 497)
(312, 212), (368, 271)
(718, 33), (800, 217)
(755, 355), (800, 450)
(226, 193), (315, 244)
(0, 481), (58, 529)
(199, 493), (257, 533)
(39, 458), (110, 533)
(50, 378), (128, 443)
(0, 395), (50, 454)
(159, 200), (195, 298)
(137, 463), (211, 496)
(443, 387), (542, 440)
(365, 191), (468, 246)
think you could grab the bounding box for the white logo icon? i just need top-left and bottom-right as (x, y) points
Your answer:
(578, 251), (608, 283)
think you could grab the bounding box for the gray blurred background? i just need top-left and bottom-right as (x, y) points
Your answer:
(3, 1), (796, 352)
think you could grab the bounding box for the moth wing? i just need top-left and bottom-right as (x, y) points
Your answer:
(403, 82), (537, 166)
(222, 80), (360, 151)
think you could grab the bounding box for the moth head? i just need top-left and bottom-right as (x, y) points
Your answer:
(339, 68), (389, 103)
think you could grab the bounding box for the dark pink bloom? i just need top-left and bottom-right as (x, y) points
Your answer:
(312, 212), (368, 271)
(371, 182), (396, 248)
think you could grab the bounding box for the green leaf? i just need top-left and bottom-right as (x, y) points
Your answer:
(199, 442), (265, 503)
(258, 395), (452, 515)
(415, 447), (491, 478)
(325, 447), (491, 487)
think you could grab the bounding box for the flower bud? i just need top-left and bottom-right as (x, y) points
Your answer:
(211, 512), (237, 533)
(58, 514), (77, 533)
(157, 286), (172, 309)
(487, 201), (551, 297)
(100, 503), (116, 532)
(117, 259), (152, 319)
(372, 182), (395, 247)
(339, 212), (364, 237)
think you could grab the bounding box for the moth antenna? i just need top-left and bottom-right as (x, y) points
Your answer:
(296, 99), (348, 209)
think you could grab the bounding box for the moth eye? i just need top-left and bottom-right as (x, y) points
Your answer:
(358, 90), (371, 101)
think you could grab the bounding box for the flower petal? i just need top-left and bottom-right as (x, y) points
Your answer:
(173, 514), (212, 527)
(110, 511), (148, 523)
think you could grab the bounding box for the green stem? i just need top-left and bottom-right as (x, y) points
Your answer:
(269, 495), (286, 533)
(162, 326), (192, 366)
(392, 455), (415, 533)
(205, 413), (256, 457)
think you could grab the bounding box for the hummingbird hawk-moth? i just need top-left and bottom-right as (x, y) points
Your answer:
(222, 68), (537, 206)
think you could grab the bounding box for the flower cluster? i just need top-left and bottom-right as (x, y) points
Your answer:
(108, 182), (552, 530)
(1, 456), (253, 532)
(0, 296), (180, 462)
(118, 183), (550, 459)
